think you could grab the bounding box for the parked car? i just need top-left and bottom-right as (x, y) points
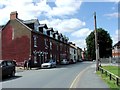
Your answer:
(77, 59), (83, 62)
(69, 59), (76, 64)
(41, 59), (56, 68)
(0, 60), (16, 78)
(60, 59), (69, 65)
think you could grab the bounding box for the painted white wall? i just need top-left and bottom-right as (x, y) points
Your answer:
(69, 44), (77, 61)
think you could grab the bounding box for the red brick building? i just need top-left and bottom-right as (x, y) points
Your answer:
(1, 11), (69, 67)
(0, 26), (3, 59)
(112, 41), (120, 58)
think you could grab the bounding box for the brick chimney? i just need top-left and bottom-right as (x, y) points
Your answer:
(10, 11), (18, 20)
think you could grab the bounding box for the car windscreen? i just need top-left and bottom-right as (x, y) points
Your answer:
(45, 60), (50, 63)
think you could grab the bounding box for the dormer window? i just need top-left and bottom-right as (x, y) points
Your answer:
(44, 39), (48, 49)
(43, 28), (47, 35)
(34, 24), (39, 31)
(60, 37), (63, 41)
(55, 34), (58, 40)
(50, 31), (53, 37)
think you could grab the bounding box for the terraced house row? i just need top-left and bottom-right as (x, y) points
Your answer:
(0, 11), (83, 67)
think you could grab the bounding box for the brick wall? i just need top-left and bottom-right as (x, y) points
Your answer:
(0, 30), (1, 59)
(2, 19), (31, 65)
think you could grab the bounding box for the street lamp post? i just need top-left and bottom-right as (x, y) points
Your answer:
(94, 12), (99, 71)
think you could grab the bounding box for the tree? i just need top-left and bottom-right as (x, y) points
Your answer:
(86, 28), (112, 60)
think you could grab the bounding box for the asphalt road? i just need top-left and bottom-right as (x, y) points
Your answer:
(1, 61), (109, 89)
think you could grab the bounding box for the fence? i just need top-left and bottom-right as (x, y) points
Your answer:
(100, 57), (120, 64)
(99, 66), (120, 86)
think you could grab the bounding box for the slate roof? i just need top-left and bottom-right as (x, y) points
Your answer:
(0, 25), (5, 30)
(47, 28), (54, 31)
(39, 24), (48, 28)
(22, 19), (39, 24)
(113, 41), (120, 47)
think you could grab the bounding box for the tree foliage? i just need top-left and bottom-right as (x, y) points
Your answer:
(86, 28), (112, 60)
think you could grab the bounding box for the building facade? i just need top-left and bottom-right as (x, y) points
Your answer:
(77, 47), (82, 61)
(1, 11), (70, 67)
(112, 41), (120, 58)
(0, 26), (3, 59)
(69, 42), (77, 62)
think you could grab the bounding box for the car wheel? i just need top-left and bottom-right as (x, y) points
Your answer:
(50, 65), (52, 68)
(11, 70), (15, 77)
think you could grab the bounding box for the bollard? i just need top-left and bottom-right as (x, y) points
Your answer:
(109, 74), (112, 80)
(116, 77), (120, 86)
(101, 69), (103, 74)
(105, 71), (107, 76)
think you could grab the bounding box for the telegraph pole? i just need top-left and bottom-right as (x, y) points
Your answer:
(94, 12), (99, 71)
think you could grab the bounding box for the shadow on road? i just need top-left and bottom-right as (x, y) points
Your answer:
(57, 62), (83, 68)
(1, 75), (22, 82)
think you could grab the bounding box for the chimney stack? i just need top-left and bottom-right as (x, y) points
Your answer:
(10, 11), (18, 20)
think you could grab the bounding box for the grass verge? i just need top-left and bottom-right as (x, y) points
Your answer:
(97, 65), (120, 90)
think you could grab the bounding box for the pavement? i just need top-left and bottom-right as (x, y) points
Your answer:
(70, 63), (110, 88)
(15, 62), (110, 88)
(79, 64), (109, 88)
(70, 64), (109, 90)
(16, 66), (39, 72)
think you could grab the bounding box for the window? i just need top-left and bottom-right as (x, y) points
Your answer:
(50, 54), (52, 59)
(74, 56), (76, 60)
(33, 35), (37, 47)
(60, 44), (62, 51)
(34, 56), (37, 64)
(43, 28), (47, 35)
(7, 61), (12, 66)
(50, 42), (52, 50)
(34, 23), (39, 32)
(74, 49), (76, 54)
(44, 39), (48, 49)
(2, 61), (7, 66)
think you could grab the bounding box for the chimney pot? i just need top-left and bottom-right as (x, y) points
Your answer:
(10, 11), (18, 20)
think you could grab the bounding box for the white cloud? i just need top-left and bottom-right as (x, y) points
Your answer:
(70, 28), (92, 49)
(71, 28), (92, 38)
(112, 29), (119, 45)
(71, 39), (86, 49)
(0, 0), (51, 24)
(48, 0), (82, 17)
(104, 12), (120, 18)
(40, 18), (86, 33)
(82, 0), (120, 2)
(0, 0), (83, 25)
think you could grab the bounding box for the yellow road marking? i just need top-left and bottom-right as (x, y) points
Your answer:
(69, 66), (90, 89)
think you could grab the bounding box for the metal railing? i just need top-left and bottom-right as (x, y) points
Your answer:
(98, 66), (120, 86)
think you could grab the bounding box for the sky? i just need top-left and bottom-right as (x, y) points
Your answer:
(0, 0), (119, 50)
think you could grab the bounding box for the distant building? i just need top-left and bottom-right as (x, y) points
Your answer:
(77, 47), (82, 61)
(112, 41), (120, 58)
(69, 42), (77, 62)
